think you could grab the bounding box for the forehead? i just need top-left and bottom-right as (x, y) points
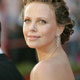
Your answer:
(24, 2), (55, 18)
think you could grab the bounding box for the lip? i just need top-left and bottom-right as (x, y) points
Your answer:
(27, 35), (40, 40)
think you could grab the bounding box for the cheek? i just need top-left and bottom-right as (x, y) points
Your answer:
(23, 24), (28, 36)
(40, 25), (57, 38)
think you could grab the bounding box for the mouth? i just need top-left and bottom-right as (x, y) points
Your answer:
(27, 35), (40, 41)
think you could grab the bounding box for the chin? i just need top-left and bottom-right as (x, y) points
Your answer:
(27, 45), (36, 48)
(27, 42), (39, 49)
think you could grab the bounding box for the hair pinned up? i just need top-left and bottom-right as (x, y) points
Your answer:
(23, 0), (75, 44)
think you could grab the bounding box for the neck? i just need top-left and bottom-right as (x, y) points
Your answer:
(36, 41), (63, 62)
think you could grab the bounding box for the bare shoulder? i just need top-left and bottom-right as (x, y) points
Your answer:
(30, 61), (53, 80)
(30, 61), (48, 80)
(30, 58), (75, 80)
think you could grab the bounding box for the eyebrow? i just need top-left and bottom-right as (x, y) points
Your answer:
(37, 17), (48, 20)
(24, 16), (48, 20)
(24, 16), (31, 21)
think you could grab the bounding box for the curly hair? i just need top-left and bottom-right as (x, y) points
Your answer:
(23, 0), (75, 44)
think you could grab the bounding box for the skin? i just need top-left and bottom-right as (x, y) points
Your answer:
(23, 2), (75, 80)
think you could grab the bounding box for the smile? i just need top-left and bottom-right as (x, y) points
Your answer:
(27, 36), (40, 40)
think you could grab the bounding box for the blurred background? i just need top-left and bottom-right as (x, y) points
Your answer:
(0, 0), (80, 80)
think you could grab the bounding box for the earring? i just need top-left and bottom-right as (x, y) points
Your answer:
(57, 35), (60, 47)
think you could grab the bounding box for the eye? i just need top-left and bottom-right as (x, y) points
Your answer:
(24, 19), (31, 24)
(39, 20), (47, 24)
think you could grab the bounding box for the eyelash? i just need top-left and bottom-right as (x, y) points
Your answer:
(24, 19), (31, 23)
(39, 20), (47, 24)
(24, 19), (47, 24)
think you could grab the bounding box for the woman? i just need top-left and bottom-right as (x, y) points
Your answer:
(23, 0), (75, 80)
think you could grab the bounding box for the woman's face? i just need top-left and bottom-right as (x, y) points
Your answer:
(23, 2), (59, 49)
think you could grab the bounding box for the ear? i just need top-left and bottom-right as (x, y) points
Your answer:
(56, 25), (65, 36)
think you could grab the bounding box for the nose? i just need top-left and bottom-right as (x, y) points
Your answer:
(29, 23), (37, 32)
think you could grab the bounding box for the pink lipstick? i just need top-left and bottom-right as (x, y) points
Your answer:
(27, 35), (40, 40)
